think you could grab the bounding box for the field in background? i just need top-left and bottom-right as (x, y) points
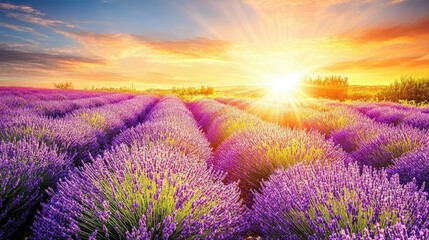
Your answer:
(1, 86), (429, 239)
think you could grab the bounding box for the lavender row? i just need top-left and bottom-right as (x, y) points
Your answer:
(248, 161), (429, 239)
(0, 92), (133, 117)
(189, 99), (348, 205)
(0, 86), (110, 101)
(217, 97), (372, 136)
(0, 95), (158, 238)
(220, 98), (429, 180)
(211, 98), (429, 237)
(0, 94), (158, 164)
(344, 102), (429, 130)
(348, 101), (429, 114)
(33, 96), (245, 239)
(0, 139), (72, 239)
(113, 96), (212, 161)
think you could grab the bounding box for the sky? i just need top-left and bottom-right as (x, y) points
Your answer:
(0, 0), (428, 89)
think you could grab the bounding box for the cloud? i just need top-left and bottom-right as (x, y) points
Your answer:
(0, 21), (50, 38)
(6, 12), (78, 28)
(352, 17), (429, 43)
(245, 0), (404, 8)
(0, 21), (35, 32)
(0, 48), (106, 77)
(0, 3), (78, 29)
(324, 55), (429, 71)
(62, 31), (230, 60)
(0, 48), (104, 63)
(0, 2), (43, 15)
(136, 37), (230, 58)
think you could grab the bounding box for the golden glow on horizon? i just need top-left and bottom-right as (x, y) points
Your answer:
(0, 1), (428, 88)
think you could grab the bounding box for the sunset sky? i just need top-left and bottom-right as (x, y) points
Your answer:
(0, 0), (428, 89)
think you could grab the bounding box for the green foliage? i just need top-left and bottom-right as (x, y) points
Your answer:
(302, 75), (349, 101)
(53, 81), (74, 90)
(288, 189), (399, 237)
(79, 112), (106, 130)
(377, 76), (429, 103)
(172, 85), (215, 96)
(346, 85), (385, 101)
(91, 85), (137, 92)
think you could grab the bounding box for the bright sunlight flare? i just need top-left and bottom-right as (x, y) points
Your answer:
(266, 73), (303, 101)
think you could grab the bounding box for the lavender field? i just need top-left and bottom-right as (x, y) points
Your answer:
(1, 87), (429, 239)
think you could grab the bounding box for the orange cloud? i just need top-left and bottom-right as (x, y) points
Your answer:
(141, 37), (230, 59)
(352, 18), (429, 43)
(63, 31), (230, 60)
(324, 55), (429, 71)
(244, 0), (404, 18)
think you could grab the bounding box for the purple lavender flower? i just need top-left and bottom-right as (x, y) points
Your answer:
(32, 143), (245, 239)
(0, 138), (71, 239)
(0, 95), (158, 164)
(301, 107), (373, 136)
(213, 125), (349, 204)
(248, 161), (429, 239)
(351, 125), (428, 168)
(387, 146), (429, 191)
(402, 112), (429, 130)
(113, 96), (211, 161)
(205, 112), (266, 148)
(34, 93), (133, 117)
(330, 122), (391, 153)
(113, 121), (212, 162)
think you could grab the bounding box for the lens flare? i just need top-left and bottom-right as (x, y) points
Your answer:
(266, 73), (303, 102)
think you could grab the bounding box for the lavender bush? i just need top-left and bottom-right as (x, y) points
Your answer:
(387, 146), (429, 191)
(352, 125), (428, 168)
(114, 96), (211, 161)
(301, 107), (372, 136)
(0, 138), (70, 239)
(213, 126), (349, 204)
(248, 161), (429, 239)
(32, 143), (245, 239)
(330, 122), (391, 153)
(113, 121), (212, 161)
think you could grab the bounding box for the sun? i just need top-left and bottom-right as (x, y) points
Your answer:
(266, 73), (303, 101)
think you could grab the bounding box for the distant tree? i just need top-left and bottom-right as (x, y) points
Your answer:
(205, 85), (214, 95)
(171, 85), (215, 96)
(377, 76), (429, 103)
(200, 85), (207, 95)
(303, 75), (349, 101)
(53, 81), (74, 90)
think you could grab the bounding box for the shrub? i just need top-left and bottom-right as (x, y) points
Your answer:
(302, 108), (372, 136)
(113, 96), (212, 161)
(53, 81), (74, 90)
(0, 138), (70, 239)
(351, 126), (428, 168)
(188, 99), (226, 131)
(205, 113), (266, 148)
(377, 76), (429, 103)
(113, 121), (212, 161)
(248, 161), (429, 239)
(387, 146), (429, 192)
(32, 143), (245, 239)
(302, 75), (349, 101)
(402, 112), (429, 130)
(330, 122), (393, 153)
(213, 126), (349, 204)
